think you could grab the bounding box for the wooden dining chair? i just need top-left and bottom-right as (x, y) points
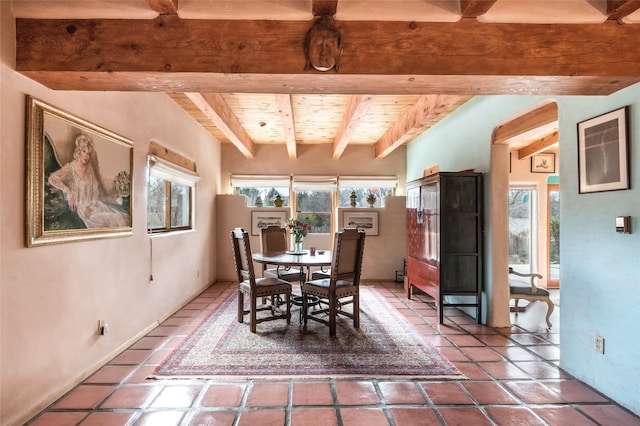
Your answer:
(301, 228), (365, 337)
(231, 227), (292, 333)
(260, 225), (303, 282)
(310, 226), (357, 280)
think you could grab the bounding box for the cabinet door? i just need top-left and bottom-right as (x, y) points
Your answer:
(441, 255), (479, 293)
(406, 185), (423, 260)
(422, 179), (440, 262)
(441, 214), (479, 253)
(440, 175), (479, 213)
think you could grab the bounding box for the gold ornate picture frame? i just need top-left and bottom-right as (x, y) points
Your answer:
(26, 96), (133, 246)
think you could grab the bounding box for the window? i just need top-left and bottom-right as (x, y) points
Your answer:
(231, 175), (291, 207)
(292, 176), (337, 234)
(147, 155), (200, 233)
(338, 176), (397, 208)
(508, 187), (538, 274)
(230, 175), (397, 234)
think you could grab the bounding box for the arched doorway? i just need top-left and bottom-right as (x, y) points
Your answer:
(489, 100), (559, 327)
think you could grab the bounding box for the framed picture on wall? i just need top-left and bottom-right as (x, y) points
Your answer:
(577, 106), (630, 194)
(343, 211), (379, 236)
(25, 96), (133, 247)
(531, 152), (556, 173)
(251, 210), (288, 235)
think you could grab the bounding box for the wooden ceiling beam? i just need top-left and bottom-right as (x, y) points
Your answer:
(516, 131), (559, 160)
(607, 0), (640, 20)
(374, 95), (465, 159)
(184, 93), (255, 159)
(146, 0), (178, 15)
(493, 102), (559, 145)
(15, 17), (640, 94)
(313, 0), (338, 16)
(459, 0), (498, 18)
(149, 140), (195, 171)
(332, 95), (375, 159)
(275, 94), (297, 159)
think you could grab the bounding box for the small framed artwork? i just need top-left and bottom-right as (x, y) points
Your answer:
(26, 96), (133, 247)
(251, 210), (288, 236)
(531, 152), (556, 173)
(343, 211), (379, 236)
(577, 106), (630, 194)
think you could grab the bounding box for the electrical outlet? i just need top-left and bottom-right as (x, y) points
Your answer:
(594, 335), (604, 354)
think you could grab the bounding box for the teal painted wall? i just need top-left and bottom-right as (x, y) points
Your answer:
(407, 85), (640, 415)
(407, 96), (552, 180)
(555, 87), (640, 415)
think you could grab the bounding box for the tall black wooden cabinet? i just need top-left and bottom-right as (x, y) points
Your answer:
(406, 172), (483, 324)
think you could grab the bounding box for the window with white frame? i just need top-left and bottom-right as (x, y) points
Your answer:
(147, 155), (200, 233)
(508, 186), (538, 274)
(338, 176), (398, 208)
(292, 176), (337, 234)
(231, 175), (291, 207)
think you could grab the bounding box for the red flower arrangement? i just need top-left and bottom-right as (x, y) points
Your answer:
(287, 216), (313, 241)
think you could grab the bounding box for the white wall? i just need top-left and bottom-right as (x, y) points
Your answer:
(0, 5), (222, 424)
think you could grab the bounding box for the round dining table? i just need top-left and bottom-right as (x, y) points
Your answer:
(252, 250), (332, 281)
(252, 250), (332, 323)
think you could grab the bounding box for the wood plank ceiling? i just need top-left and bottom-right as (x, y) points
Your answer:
(13, 0), (640, 160)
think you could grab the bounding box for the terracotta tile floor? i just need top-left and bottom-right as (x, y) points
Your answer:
(26, 281), (640, 426)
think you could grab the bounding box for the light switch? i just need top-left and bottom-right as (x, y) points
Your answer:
(615, 216), (631, 234)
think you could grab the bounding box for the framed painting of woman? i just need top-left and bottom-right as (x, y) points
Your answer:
(25, 96), (133, 246)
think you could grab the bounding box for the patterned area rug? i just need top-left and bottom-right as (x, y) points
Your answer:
(151, 286), (464, 380)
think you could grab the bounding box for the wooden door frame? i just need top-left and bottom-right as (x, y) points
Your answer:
(547, 183), (560, 288)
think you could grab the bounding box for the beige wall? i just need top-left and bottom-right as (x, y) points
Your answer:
(2, 6), (405, 422)
(220, 143), (407, 194)
(218, 143), (407, 281)
(338, 198), (407, 280)
(1, 5), (222, 424)
(216, 195), (407, 281)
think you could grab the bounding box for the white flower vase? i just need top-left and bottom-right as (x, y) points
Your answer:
(294, 235), (304, 253)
